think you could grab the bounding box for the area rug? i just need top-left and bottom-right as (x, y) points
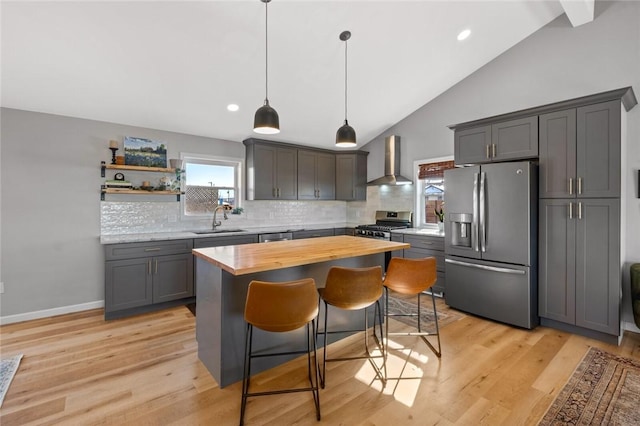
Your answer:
(386, 293), (463, 331)
(539, 347), (640, 425)
(0, 354), (23, 407)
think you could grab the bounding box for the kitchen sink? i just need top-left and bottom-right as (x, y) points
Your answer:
(191, 229), (246, 234)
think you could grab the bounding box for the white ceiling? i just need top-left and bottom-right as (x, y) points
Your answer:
(2, 1), (587, 150)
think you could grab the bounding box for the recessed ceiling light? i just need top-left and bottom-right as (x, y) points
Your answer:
(227, 104), (239, 112)
(457, 29), (471, 41)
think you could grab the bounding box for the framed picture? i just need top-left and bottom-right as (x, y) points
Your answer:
(123, 136), (167, 168)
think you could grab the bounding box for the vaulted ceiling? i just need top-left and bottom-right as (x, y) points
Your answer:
(1, 1), (593, 149)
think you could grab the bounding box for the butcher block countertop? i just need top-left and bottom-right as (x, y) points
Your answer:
(192, 235), (409, 276)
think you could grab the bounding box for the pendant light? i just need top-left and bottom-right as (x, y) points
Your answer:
(336, 30), (356, 147)
(253, 0), (280, 134)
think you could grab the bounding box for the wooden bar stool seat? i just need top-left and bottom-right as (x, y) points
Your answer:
(384, 257), (441, 357)
(240, 278), (320, 426)
(316, 265), (386, 388)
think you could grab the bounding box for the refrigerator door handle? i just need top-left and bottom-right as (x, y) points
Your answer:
(479, 171), (487, 253)
(472, 172), (480, 252)
(445, 258), (526, 275)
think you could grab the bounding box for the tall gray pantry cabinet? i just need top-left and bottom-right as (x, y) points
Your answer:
(538, 90), (636, 343)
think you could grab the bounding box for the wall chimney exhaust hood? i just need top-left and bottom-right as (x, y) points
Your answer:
(367, 135), (413, 185)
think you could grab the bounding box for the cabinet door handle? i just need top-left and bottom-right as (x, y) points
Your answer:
(486, 144), (491, 159)
(155, 259), (158, 274)
(577, 177), (583, 195)
(492, 143), (496, 158)
(144, 248), (161, 252)
(148, 260), (152, 275)
(569, 178), (573, 195)
(578, 202), (582, 220)
(277, 188), (281, 198)
(569, 202), (573, 219)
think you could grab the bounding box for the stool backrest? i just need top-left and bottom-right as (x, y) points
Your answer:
(245, 278), (319, 332)
(322, 266), (383, 310)
(384, 257), (437, 295)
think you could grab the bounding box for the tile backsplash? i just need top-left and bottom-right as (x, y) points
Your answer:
(100, 185), (416, 234)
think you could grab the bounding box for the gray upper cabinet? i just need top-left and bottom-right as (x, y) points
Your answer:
(539, 109), (577, 198)
(540, 101), (621, 199)
(577, 101), (621, 198)
(491, 116), (538, 161)
(454, 117), (538, 165)
(335, 152), (368, 201)
(454, 125), (491, 165)
(298, 150), (335, 200)
(539, 198), (620, 335)
(244, 139), (297, 200)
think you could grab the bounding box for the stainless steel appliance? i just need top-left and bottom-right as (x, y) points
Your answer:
(258, 232), (293, 243)
(355, 210), (412, 240)
(444, 161), (538, 329)
(366, 136), (413, 186)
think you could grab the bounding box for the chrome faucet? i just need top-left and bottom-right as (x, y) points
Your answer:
(212, 205), (228, 230)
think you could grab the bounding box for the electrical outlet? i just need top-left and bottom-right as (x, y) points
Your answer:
(0, 282), (4, 294)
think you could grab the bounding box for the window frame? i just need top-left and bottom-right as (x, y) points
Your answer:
(180, 152), (243, 218)
(413, 155), (453, 228)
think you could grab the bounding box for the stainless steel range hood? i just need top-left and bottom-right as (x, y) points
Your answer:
(367, 135), (413, 185)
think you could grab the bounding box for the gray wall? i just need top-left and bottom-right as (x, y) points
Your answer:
(363, 0), (640, 329)
(0, 109), (243, 317)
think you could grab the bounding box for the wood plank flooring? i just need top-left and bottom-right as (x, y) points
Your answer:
(1, 301), (639, 425)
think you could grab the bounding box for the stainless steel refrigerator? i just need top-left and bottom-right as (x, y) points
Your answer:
(444, 161), (538, 329)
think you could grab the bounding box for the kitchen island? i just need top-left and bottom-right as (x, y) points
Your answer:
(192, 235), (409, 387)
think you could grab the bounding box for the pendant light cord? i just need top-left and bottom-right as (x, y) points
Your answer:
(344, 38), (348, 122)
(264, 0), (269, 104)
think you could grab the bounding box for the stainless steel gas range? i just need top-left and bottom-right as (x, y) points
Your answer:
(355, 210), (412, 240)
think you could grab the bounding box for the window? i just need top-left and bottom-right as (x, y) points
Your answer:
(182, 155), (242, 216)
(413, 157), (454, 227)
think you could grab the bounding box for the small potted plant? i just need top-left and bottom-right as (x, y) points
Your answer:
(435, 205), (445, 233)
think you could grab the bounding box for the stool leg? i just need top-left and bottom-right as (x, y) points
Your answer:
(240, 323), (253, 426)
(308, 319), (321, 420)
(319, 301), (329, 389)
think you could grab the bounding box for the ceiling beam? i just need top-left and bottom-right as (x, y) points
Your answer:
(559, 0), (595, 27)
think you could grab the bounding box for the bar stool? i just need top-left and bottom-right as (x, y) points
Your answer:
(240, 278), (321, 426)
(316, 265), (385, 388)
(384, 257), (441, 357)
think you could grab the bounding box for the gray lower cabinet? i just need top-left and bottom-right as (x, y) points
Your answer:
(292, 229), (334, 239)
(298, 150), (335, 200)
(193, 235), (259, 249)
(105, 239), (194, 319)
(335, 152), (368, 201)
(391, 233), (446, 295)
(335, 227), (355, 236)
(539, 198), (620, 337)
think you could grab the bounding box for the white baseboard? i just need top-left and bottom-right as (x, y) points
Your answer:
(623, 320), (640, 334)
(0, 300), (104, 325)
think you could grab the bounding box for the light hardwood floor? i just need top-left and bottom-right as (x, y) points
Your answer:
(1, 301), (639, 426)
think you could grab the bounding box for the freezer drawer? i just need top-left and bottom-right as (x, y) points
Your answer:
(445, 257), (538, 329)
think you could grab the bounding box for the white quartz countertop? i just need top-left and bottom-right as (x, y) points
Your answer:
(100, 223), (361, 244)
(391, 227), (445, 238)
